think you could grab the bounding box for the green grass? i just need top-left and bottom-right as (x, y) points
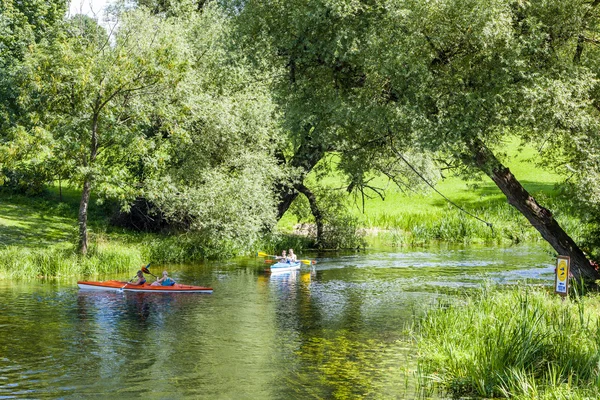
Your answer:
(416, 285), (600, 398)
(0, 194), (77, 249)
(0, 242), (145, 279)
(279, 138), (581, 246)
(0, 187), (248, 279)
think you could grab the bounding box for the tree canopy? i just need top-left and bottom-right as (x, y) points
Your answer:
(3, 0), (600, 273)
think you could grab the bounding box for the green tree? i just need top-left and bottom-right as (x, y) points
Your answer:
(139, 4), (284, 254)
(235, 0), (600, 280)
(379, 0), (600, 280)
(0, 0), (67, 140)
(232, 0), (430, 247)
(135, 0), (207, 16)
(11, 10), (190, 253)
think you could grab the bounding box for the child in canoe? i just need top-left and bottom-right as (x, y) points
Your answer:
(287, 249), (297, 262)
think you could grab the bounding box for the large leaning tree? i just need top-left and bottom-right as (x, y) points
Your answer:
(235, 0), (600, 281)
(380, 0), (600, 281)
(9, 10), (190, 254)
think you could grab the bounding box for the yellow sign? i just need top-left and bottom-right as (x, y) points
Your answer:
(555, 256), (570, 296)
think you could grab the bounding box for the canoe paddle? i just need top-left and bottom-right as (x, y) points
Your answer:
(256, 251), (277, 258)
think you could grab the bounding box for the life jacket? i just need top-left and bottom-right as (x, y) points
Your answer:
(162, 277), (175, 286)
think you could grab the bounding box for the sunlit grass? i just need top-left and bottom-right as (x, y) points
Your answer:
(416, 286), (600, 398)
(0, 241), (145, 279)
(0, 194), (76, 248)
(279, 138), (577, 246)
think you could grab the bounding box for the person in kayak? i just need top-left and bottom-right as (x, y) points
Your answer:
(288, 249), (297, 263)
(276, 250), (287, 261)
(151, 270), (176, 286)
(130, 270), (147, 285)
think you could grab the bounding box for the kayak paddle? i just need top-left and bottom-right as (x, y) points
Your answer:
(256, 251), (278, 258)
(257, 251), (316, 265)
(141, 263), (156, 278)
(121, 263), (152, 289)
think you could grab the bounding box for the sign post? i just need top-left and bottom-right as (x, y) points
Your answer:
(555, 255), (570, 297)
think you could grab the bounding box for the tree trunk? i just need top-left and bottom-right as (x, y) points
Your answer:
(275, 140), (326, 220)
(471, 140), (599, 281)
(295, 183), (324, 247)
(78, 114), (99, 254)
(78, 178), (91, 254)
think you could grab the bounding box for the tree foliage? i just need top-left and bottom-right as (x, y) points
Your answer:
(232, 0), (600, 275)
(141, 4), (284, 252)
(5, 10), (191, 252)
(6, 0), (600, 264)
(0, 0), (68, 142)
(2, 3), (284, 255)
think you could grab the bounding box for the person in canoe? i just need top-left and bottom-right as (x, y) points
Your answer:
(276, 250), (287, 261)
(287, 249), (297, 263)
(130, 270), (147, 285)
(151, 270), (176, 286)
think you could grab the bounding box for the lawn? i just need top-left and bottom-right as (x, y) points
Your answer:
(278, 138), (569, 245)
(0, 193), (76, 249)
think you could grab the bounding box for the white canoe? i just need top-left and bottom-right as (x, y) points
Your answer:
(267, 261), (301, 273)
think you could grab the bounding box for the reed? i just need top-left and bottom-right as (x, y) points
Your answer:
(416, 286), (600, 398)
(0, 242), (144, 279)
(370, 199), (585, 247)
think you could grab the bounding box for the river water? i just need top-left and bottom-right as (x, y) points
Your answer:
(0, 244), (555, 399)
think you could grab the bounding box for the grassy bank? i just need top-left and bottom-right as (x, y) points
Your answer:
(417, 286), (600, 399)
(0, 243), (144, 279)
(279, 139), (587, 247)
(0, 188), (313, 279)
(0, 138), (582, 277)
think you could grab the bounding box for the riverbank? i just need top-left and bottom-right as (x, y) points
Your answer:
(416, 285), (600, 399)
(0, 188), (312, 278)
(0, 188), (581, 280)
(0, 138), (584, 279)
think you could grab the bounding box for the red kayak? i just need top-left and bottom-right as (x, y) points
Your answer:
(77, 280), (213, 294)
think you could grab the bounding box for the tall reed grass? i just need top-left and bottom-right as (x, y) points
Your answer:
(0, 242), (145, 279)
(0, 231), (311, 279)
(371, 199), (588, 247)
(416, 286), (600, 398)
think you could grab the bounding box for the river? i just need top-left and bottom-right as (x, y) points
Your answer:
(0, 244), (555, 399)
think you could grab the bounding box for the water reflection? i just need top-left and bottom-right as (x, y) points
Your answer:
(0, 244), (555, 398)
